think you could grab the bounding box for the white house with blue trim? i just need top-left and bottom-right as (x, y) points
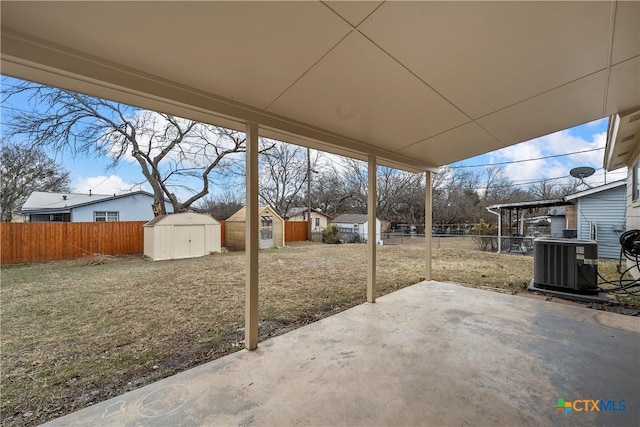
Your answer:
(19, 191), (173, 222)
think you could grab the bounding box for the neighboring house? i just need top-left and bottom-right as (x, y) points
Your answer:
(487, 182), (625, 258)
(19, 191), (173, 222)
(565, 180), (626, 259)
(284, 207), (331, 232)
(226, 206), (285, 250)
(331, 214), (381, 243)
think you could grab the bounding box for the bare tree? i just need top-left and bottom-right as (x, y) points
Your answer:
(1, 141), (70, 222)
(197, 190), (244, 220)
(432, 167), (481, 225)
(476, 165), (529, 222)
(480, 165), (511, 202)
(377, 166), (425, 227)
(311, 159), (426, 226)
(3, 79), (247, 216)
(257, 141), (320, 218)
(310, 158), (371, 216)
(527, 179), (580, 200)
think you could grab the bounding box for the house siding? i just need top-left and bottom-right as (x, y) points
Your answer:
(287, 212), (329, 231)
(626, 162), (640, 231)
(331, 219), (381, 242)
(576, 185), (626, 259)
(72, 194), (174, 222)
(624, 152), (640, 276)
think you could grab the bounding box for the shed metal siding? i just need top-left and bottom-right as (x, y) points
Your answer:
(576, 185), (626, 259)
(72, 193), (174, 222)
(143, 213), (221, 260)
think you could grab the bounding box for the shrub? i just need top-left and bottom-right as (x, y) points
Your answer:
(323, 225), (340, 244)
(350, 234), (362, 244)
(472, 219), (498, 252)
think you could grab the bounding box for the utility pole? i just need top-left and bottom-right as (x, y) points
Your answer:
(307, 147), (312, 241)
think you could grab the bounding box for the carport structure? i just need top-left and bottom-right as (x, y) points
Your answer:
(2, 0), (638, 356)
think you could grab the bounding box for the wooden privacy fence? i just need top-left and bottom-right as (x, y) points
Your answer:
(0, 218), (295, 264)
(285, 221), (308, 242)
(1, 221), (147, 264)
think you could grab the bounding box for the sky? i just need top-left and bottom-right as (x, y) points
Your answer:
(1, 76), (626, 201)
(450, 117), (625, 190)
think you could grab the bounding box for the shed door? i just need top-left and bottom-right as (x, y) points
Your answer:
(260, 215), (274, 249)
(175, 225), (206, 258)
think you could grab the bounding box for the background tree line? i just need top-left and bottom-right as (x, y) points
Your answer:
(199, 141), (581, 230)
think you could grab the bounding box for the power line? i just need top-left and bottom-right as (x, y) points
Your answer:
(466, 168), (626, 190)
(449, 147), (604, 168)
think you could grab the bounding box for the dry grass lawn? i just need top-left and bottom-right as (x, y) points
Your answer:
(0, 240), (631, 426)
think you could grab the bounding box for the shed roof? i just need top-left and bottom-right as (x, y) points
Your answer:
(227, 206), (284, 223)
(144, 212), (219, 227)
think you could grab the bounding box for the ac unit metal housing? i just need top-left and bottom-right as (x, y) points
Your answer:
(533, 238), (598, 293)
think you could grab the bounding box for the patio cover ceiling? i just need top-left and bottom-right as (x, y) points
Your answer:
(1, 1), (638, 172)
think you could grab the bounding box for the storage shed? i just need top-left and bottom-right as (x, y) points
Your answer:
(226, 206), (284, 250)
(144, 212), (221, 261)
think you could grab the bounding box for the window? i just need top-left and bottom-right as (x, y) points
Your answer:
(50, 213), (70, 222)
(261, 215), (273, 228)
(94, 211), (119, 222)
(633, 161), (640, 202)
(315, 217), (320, 227)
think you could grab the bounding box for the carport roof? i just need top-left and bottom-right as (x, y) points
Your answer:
(487, 199), (572, 211)
(2, 1), (639, 171)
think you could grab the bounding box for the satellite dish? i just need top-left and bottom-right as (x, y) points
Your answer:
(570, 166), (595, 189)
(569, 166), (595, 179)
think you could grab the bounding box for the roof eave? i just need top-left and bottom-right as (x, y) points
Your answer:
(604, 114), (621, 171)
(564, 180), (626, 201)
(486, 199), (570, 210)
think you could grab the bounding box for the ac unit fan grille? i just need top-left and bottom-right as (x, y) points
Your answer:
(533, 238), (598, 293)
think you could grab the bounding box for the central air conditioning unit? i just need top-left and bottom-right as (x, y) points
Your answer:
(533, 238), (598, 293)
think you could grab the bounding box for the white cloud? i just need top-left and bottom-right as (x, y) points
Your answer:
(73, 175), (148, 195)
(485, 128), (607, 185)
(585, 117), (607, 128)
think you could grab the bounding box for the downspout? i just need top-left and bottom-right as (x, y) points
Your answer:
(486, 206), (502, 253)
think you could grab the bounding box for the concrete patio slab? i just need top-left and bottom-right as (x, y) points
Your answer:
(45, 281), (639, 427)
